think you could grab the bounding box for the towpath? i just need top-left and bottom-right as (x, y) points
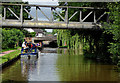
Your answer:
(0, 50), (16, 57)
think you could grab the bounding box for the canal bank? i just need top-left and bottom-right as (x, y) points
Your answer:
(1, 48), (120, 83)
(0, 50), (21, 69)
(0, 54), (20, 69)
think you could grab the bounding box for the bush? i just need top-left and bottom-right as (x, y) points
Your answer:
(2, 28), (24, 49)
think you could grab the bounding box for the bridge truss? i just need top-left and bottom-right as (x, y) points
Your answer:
(0, 3), (108, 29)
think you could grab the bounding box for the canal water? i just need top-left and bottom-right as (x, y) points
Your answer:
(1, 48), (120, 83)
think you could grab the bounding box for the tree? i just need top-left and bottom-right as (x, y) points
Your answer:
(53, 2), (114, 62)
(2, 1), (32, 49)
(103, 2), (120, 64)
(2, 28), (24, 49)
(30, 32), (36, 37)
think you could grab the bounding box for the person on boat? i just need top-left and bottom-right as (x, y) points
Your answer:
(36, 43), (40, 47)
(31, 43), (37, 50)
(27, 41), (37, 52)
(37, 42), (43, 51)
(21, 39), (28, 53)
(39, 42), (42, 47)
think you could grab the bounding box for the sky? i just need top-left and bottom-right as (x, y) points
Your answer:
(22, 0), (59, 32)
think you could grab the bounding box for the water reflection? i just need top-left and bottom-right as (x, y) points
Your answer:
(56, 49), (120, 81)
(2, 60), (28, 82)
(21, 56), (38, 78)
(1, 48), (120, 82)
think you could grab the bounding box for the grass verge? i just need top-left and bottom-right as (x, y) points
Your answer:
(1, 47), (21, 52)
(0, 50), (21, 65)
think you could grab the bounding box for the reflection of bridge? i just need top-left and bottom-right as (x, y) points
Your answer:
(0, 3), (108, 29)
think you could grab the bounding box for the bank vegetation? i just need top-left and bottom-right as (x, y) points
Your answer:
(53, 2), (120, 65)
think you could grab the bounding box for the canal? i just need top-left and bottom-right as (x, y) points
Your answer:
(1, 48), (120, 83)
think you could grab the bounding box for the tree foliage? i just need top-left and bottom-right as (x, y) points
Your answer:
(1, 2), (33, 49)
(53, 2), (117, 62)
(2, 28), (24, 49)
(19, 29), (35, 37)
(103, 2), (120, 64)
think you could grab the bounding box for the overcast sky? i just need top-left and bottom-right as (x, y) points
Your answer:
(22, 0), (59, 32)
